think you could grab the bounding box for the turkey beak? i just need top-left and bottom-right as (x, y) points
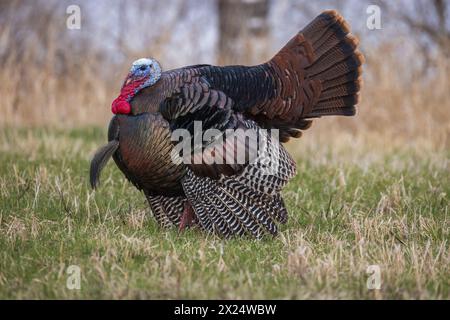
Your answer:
(122, 73), (133, 88)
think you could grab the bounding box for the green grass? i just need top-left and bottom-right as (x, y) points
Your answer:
(0, 126), (448, 299)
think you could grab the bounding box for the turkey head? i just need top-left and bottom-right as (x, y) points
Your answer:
(111, 58), (162, 115)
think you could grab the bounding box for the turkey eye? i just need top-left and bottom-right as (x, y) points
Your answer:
(139, 65), (147, 71)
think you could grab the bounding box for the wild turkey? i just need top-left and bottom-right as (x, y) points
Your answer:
(90, 11), (364, 238)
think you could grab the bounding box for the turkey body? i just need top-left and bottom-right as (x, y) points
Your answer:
(107, 110), (296, 237)
(108, 113), (186, 197)
(90, 11), (364, 238)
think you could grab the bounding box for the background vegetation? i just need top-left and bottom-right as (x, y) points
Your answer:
(0, 0), (448, 299)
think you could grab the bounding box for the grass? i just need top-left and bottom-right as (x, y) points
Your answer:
(0, 125), (448, 299)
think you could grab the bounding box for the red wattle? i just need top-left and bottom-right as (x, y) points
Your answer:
(111, 76), (147, 114)
(111, 97), (131, 114)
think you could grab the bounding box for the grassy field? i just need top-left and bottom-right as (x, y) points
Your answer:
(0, 124), (448, 299)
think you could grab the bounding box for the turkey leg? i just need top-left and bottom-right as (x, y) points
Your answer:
(179, 202), (196, 231)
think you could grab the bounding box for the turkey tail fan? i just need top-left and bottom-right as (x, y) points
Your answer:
(301, 10), (364, 118)
(268, 10), (364, 121)
(90, 140), (119, 189)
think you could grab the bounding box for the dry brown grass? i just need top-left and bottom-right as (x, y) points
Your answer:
(0, 126), (448, 299)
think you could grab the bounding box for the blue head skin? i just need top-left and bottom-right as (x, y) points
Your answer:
(125, 58), (162, 93)
(112, 58), (162, 114)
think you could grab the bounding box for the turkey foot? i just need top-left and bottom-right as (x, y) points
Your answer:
(179, 202), (196, 231)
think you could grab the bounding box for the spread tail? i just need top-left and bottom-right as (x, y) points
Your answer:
(269, 10), (364, 120)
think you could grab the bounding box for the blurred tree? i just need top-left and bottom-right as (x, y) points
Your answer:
(217, 0), (270, 65)
(381, 0), (450, 62)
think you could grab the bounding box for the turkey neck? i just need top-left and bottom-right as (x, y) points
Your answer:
(128, 74), (169, 115)
(109, 113), (186, 197)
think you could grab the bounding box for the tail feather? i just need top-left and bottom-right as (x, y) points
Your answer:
(315, 94), (360, 110)
(322, 68), (362, 90)
(308, 106), (356, 117)
(311, 52), (364, 80)
(319, 79), (362, 101)
(307, 37), (359, 76)
(266, 10), (363, 124)
(309, 19), (352, 55)
(302, 11), (363, 119)
(302, 10), (350, 44)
